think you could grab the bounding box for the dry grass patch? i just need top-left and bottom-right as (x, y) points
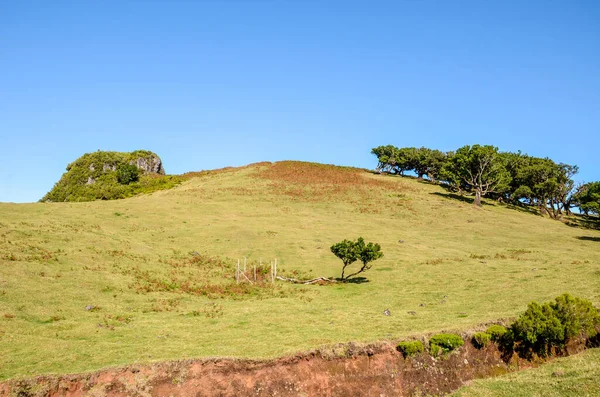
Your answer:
(254, 161), (407, 202)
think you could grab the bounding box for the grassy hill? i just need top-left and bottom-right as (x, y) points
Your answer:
(1, 161), (599, 380)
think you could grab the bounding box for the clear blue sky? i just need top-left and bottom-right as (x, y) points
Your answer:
(1, 1), (598, 203)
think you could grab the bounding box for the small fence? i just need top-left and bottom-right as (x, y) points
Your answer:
(235, 257), (333, 285)
(235, 257), (278, 284)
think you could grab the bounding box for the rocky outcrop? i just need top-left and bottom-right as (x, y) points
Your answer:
(102, 163), (116, 172)
(41, 150), (170, 202)
(131, 156), (164, 174)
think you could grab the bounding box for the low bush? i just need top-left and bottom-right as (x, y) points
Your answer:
(116, 164), (140, 185)
(486, 324), (508, 341)
(396, 340), (424, 358)
(429, 333), (464, 355)
(511, 301), (563, 356)
(472, 332), (491, 349)
(510, 293), (600, 357)
(430, 343), (442, 356)
(551, 293), (600, 340)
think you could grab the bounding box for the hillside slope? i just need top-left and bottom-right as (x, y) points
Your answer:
(1, 161), (599, 379)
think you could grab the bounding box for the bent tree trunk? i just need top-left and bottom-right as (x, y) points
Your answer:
(340, 262), (352, 279)
(474, 189), (482, 206)
(426, 172), (436, 184)
(343, 263), (371, 281)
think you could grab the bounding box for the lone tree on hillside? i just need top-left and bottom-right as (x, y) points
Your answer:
(330, 237), (383, 281)
(444, 145), (510, 206)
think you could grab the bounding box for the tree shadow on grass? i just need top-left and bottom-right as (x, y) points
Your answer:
(430, 192), (495, 207)
(430, 186), (600, 230)
(336, 277), (370, 284)
(566, 215), (600, 231)
(503, 203), (541, 216)
(576, 236), (600, 242)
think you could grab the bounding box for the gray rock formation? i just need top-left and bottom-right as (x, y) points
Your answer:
(131, 156), (164, 174)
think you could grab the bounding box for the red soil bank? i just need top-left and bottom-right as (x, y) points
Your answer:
(0, 339), (587, 397)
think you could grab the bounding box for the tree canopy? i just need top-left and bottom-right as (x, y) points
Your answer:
(330, 237), (383, 281)
(444, 145), (510, 206)
(371, 146), (449, 181)
(575, 182), (600, 216)
(372, 143), (596, 218)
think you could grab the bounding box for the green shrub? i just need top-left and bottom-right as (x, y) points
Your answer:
(396, 341), (424, 358)
(117, 164), (140, 185)
(511, 301), (563, 356)
(486, 324), (508, 341)
(430, 343), (442, 356)
(472, 332), (491, 349)
(551, 293), (600, 340)
(429, 333), (464, 355)
(510, 294), (600, 357)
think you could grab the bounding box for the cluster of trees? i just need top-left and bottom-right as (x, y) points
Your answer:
(371, 146), (447, 182)
(372, 144), (600, 217)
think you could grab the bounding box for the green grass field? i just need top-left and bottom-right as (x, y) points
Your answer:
(1, 161), (599, 380)
(453, 347), (600, 397)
